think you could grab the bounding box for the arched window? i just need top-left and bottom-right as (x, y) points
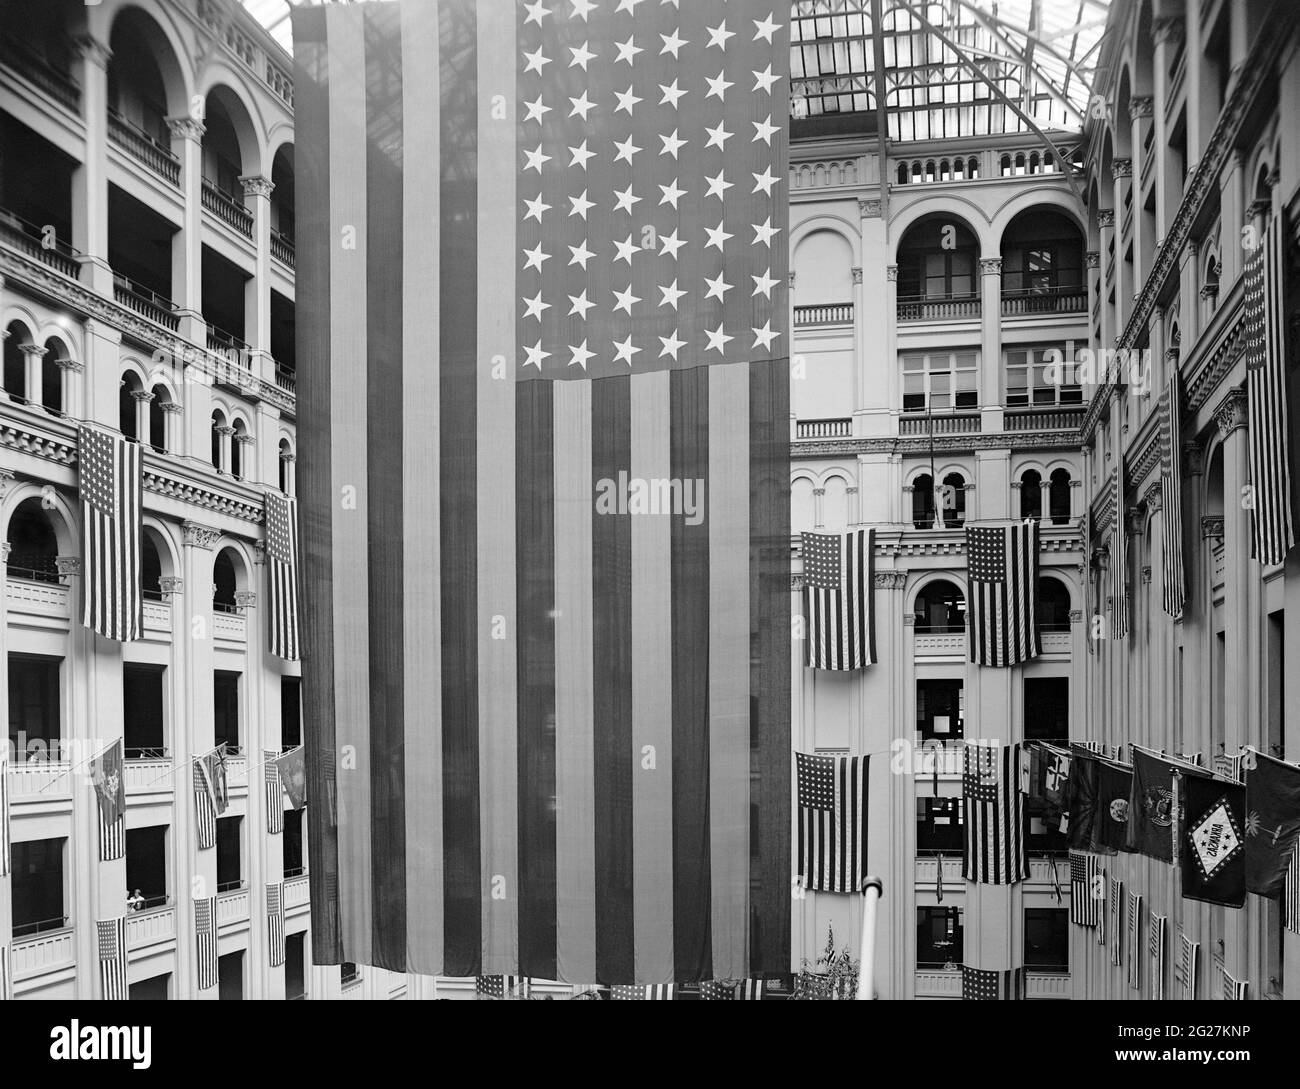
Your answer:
(120, 373), (142, 441)
(149, 384), (168, 452)
(914, 579), (966, 633)
(1038, 576), (1071, 633)
(142, 532), (163, 600)
(912, 474), (935, 529)
(1020, 470), (1043, 520)
(231, 419), (247, 481)
(1048, 469), (1072, 524)
(211, 410), (225, 471)
(4, 321), (31, 401)
(42, 337), (66, 415)
(941, 472), (966, 527)
(278, 439), (292, 494)
(6, 497), (60, 582)
(213, 550), (239, 613)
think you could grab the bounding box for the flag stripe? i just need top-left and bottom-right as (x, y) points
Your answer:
(438, 0), (482, 978)
(709, 361), (750, 976)
(592, 373), (634, 983)
(294, 3), (341, 964)
(631, 369), (674, 983)
(518, 379), (557, 980)
(398, 0), (443, 977)
(553, 380), (597, 983)
(1160, 374), (1186, 615)
(671, 364), (712, 981)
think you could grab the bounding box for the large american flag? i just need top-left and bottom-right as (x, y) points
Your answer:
(193, 746), (228, 850)
(1110, 876), (1124, 966)
(795, 752), (868, 894)
(1112, 458), (1128, 639)
(96, 917), (127, 1000)
(264, 750), (284, 835)
(267, 882), (286, 967)
(611, 983), (675, 1000)
(966, 521), (1039, 666)
(195, 895), (218, 990)
(1244, 211), (1295, 566)
(264, 491), (300, 660)
(961, 965), (1024, 1000)
(77, 425), (142, 642)
(802, 528), (874, 669)
(962, 741), (1027, 884)
(293, 0), (791, 984)
(1069, 849), (1100, 926)
(1159, 373), (1186, 616)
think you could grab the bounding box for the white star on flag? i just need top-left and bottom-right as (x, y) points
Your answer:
(753, 14), (780, 43)
(752, 167), (779, 195)
(523, 1), (551, 28)
(523, 292), (550, 320)
(613, 187), (641, 213)
(569, 41), (595, 69)
(568, 241), (595, 268)
(613, 286), (640, 314)
(613, 135), (641, 163)
(707, 21), (735, 49)
(659, 229), (686, 259)
(660, 129), (686, 158)
(659, 179), (686, 208)
(524, 146), (550, 172)
(523, 341), (550, 369)
(659, 79), (687, 108)
(752, 321), (779, 350)
(614, 86), (642, 114)
(523, 48), (550, 74)
(752, 115), (779, 144)
(613, 336), (640, 366)
(659, 330), (686, 359)
(705, 122), (732, 150)
(704, 222), (733, 251)
(568, 190), (595, 218)
(660, 29), (685, 58)
(523, 243), (549, 271)
(613, 236), (639, 264)
(524, 96), (551, 123)
(615, 36), (642, 65)
(752, 268), (777, 297)
(568, 91), (595, 120)
(569, 141), (595, 169)
(568, 340), (595, 369)
(523, 195), (550, 222)
(659, 281), (686, 309)
(568, 290), (594, 318)
(705, 171), (733, 200)
(706, 72), (733, 100)
(570, 0), (596, 19)
(705, 325), (733, 354)
(752, 65), (780, 93)
(615, 0), (642, 11)
(704, 272), (732, 300)
(752, 217), (780, 246)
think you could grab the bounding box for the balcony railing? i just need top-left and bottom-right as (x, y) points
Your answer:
(11, 925), (75, 982)
(796, 417), (851, 440)
(1004, 406), (1084, 431)
(206, 324), (250, 358)
(899, 412), (981, 436)
(794, 302), (853, 326)
(1000, 287), (1087, 316)
(897, 293), (980, 322)
(107, 110), (181, 186)
(113, 276), (180, 332)
(275, 361), (296, 394)
(202, 179), (254, 237)
(0, 37), (80, 110)
(271, 228), (295, 268)
(13, 914), (70, 939)
(0, 208), (82, 278)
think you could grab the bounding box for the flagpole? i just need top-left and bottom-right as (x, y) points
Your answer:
(856, 876), (883, 1000)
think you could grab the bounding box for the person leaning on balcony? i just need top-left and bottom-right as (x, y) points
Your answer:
(127, 889), (145, 913)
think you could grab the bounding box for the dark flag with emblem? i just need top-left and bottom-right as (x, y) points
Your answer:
(264, 491), (301, 660)
(1069, 849), (1100, 926)
(276, 746), (306, 810)
(1029, 741), (1071, 829)
(1066, 748), (1102, 850)
(961, 965), (1024, 1000)
(293, 0), (792, 985)
(795, 752), (867, 893)
(802, 528), (874, 669)
(1090, 759), (1133, 854)
(92, 739), (125, 861)
(1244, 210), (1295, 565)
(1128, 749), (1186, 862)
(77, 425), (143, 642)
(966, 521), (1039, 667)
(1180, 775), (1247, 908)
(1159, 374), (1186, 616)
(962, 741), (1027, 884)
(1243, 750), (1300, 897)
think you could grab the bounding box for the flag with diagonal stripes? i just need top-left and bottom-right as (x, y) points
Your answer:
(962, 741), (1027, 884)
(1159, 373), (1186, 616)
(77, 425), (142, 642)
(966, 521), (1040, 666)
(292, 0), (792, 986)
(1244, 210), (1295, 566)
(795, 752), (868, 893)
(97, 917), (127, 1000)
(802, 528), (874, 669)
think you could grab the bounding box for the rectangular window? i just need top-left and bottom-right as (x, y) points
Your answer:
(1005, 343), (1083, 407)
(216, 816), (243, 892)
(285, 933), (306, 1000)
(218, 951), (244, 1001)
(8, 653), (61, 760)
(916, 906), (963, 968)
(214, 670), (240, 751)
(125, 825), (169, 911)
(901, 351), (978, 413)
(1024, 908), (1069, 971)
(123, 664), (166, 756)
(1024, 677), (1069, 743)
(916, 797), (963, 854)
(12, 838), (66, 935)
(129, 973), (171, 1000)
(916, 679), (963, 742)
(281, 677), (301, 749)
(341, 962), (362, 988)
(283, 809), (305, 877)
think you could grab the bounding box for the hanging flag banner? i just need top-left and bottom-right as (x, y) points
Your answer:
(1066, 748), (1102, 850)
(961, 965), (1024, 1000)
(962, 741), (1027, 885)
(1180, 775), (1247, 908)
(1177, 931), (1199, 999)
(195, 895), (218, 991)
(801, 527), (874, 670)
(265, 750), (285, 835)
(276, 746), (307, 811)
(1129, 748), (1208, 862)
(1069, 850), (1100, 926)
(1149, 912), (1167, 1000)
(1090, 758), (1133, 855)
(77, 425), (143, 642)
(1028, 741), (1071, 829)
(264, 491), (301, 660)
(96, 917), (128, 1001)
(966, 520), (1040, 667)
(1243, 750), (1300, 897)
(1158, 373), (1186, 616)
(267, 882), (286, 968)
(92, 739), (126, 862)
(795, 752), (868, 894)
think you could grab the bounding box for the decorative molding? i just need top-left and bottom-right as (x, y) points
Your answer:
(158, 576), (183, 600)
(234, 590), (257, 611)
(54, 357), (83, 373)
(902, 613), (916, 627)
(1068, 609), (1084, 624)
(851, 266), (863, 285)
(253, 540), (266, 565)
(73, 33), (112, 68)
(166, 116), (205, 142)
(130, 389), (155, 403)
(1112, 158), (1133, 180)
(239, 175), (275, 199)
(161, 401), (184, 414)
(1142, 480), (1163, 511)
(1246, 197), (1271, 220)
(1098, 209), (1115, 228)
(886, 265), (898, 282)
(1, 541), (10, 561)
(1130, 96), (1154, 119)
(1201, 516), (1224, 541)
(18, 343), (47, 358)
(1186, 312), (1249, 412)
(215, 425), (236, 437)
(788, 270), (796, 287)
(1141, 565), (1153, 584)
(857, 197), (882, 218)
(1212, 386), (1248, 438)
(0, 467), (14, 498)
(978, 257), (1002, 275)
(234, 433), (255, 446)
(55, 556), (80, 577)
(791, 574), (805, 592)
(1199, 283), (1219, 302)
(812, 487), (825, 497)
(1086, 250), (1100, 269)
(183, 521), (221, 550)
(792, 429), (1082, 459)
(874, 571), (907, 589)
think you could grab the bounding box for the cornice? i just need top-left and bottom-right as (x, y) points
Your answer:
(793, 429), (1081, 459)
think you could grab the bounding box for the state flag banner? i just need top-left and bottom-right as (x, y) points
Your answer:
(92, 739), (126, 862)
(1089, 759), (1133, 855)
(293, 0), (792, 985)
(1180, 775), (1247, 908)
(962, 742), (1027, 885)
(1129, 749), (1181, 861)
(966, 520), (1040, 667)
(276, 746), (307, 811)
(1066, 748), (1102, 850)
(77, 425), (143, 642)
(1028, 742), (1071, 828)
(802, 528), (874, 669)
(795, 752), (868, 894)
(1243, 750), (1300, 897)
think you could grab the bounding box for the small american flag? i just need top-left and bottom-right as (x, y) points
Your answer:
(966, 521), (1040, 667)
(78, 425), (143, 642)
(1244, 211), (1295, 565)
(610, 983), (675, 1001)
(1221, 965), (1248, 1001)
(97, 917), (127, 1000)
(267, 883), (286, 968)
(739, 978), (767, 1001)
(193, 755), (220, 849)
(1159, 374), (1186, 616)
(195, 895), (218, 990)
(1126, 891), (1143, 990)
(962, 742), (1027, 885)
(802, 528), (874, 669)
(1214, 750), (1245, 783)
(699, 979), (737, 1000)
(264, 750), (284, 835)
(795, 752), (868, 893)
(1149, 913), (1167, 1000)
(1070, 851), (1100, 926)
(475, 975), (531, 999)
(1177, 931), (1199, 999)
(264, 491), (300, 660)
(961, 965), (1024, 1000)
(1110, 877), (1124, 966)
(1112, 460), (1129, 639)
(1285, 838), (1300, 936)
(0, 745), (10, 878)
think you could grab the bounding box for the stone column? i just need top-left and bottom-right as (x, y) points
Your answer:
(241, 175), (275, 385)
(1111, 159), (1132, 328)
(1097, 211), (1115, 349)
(20, 343), (46, 407)
(1218, 151), (1245, 285)
(1152, 18), (1183, 231)
(71, 34), (114, 295)
(215, 424), (234, 475)
(234, 432), (255, 483)
(885, 264), (899, 431)
(82, 318), (122, 426)
(161, 399), (184, 456)
(168, 117), (207, 345)
(857, 196), (889, 437)
(812, 486), (825, 529)
(131, 387), (154, 443)
(55, 357), (84, 419)
(1130, 97), (1154, 283)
